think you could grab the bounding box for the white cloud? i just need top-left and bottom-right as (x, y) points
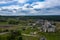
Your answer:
(17, 0), (28, 3)
(0, 5), (21, 13)
(0, 0), (60, 9)
(1, 5), (21, 9)
(31, 0), (60, 9)
(31, 2), (45, 9)
(0, 6), (60, 16)
(0, 1), (7, 4)
(45, 0), (60, 7)
(0, 0), (60, 16)
(0, 0), (17, 4)
(0, 0), (28, 4)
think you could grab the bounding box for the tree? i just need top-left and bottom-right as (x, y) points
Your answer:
(18, 36), (22, 40)
(7, 30), (22, 40)
(8, 19), (19, 25)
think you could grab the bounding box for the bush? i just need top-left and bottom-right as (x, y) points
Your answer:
(7, 30), (22, 40)
(8, 19), (19, 25)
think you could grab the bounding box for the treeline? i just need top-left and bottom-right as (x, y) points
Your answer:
(0, 15), (60, 21)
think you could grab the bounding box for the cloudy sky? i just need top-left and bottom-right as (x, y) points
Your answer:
(0, 0), (60, 16)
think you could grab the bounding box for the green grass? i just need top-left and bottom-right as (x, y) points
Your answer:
(0, 21), (60, 40)
(22, 36), (38, 40)
(0, 28), (60, 40)
(0, 33), (9, 40)
(0, 22), (8, 25)
(38, 32), (60, 40)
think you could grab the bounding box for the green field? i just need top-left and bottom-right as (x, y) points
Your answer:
(0, 16), (60, 40)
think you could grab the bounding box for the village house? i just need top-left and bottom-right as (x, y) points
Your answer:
(40, 20), (56, 32)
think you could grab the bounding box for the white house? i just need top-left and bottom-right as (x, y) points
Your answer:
(41, 20), (56, 32)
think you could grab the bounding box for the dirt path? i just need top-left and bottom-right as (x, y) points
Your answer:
(22, 33), (37, 37)
(0, 32), (9, 35)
